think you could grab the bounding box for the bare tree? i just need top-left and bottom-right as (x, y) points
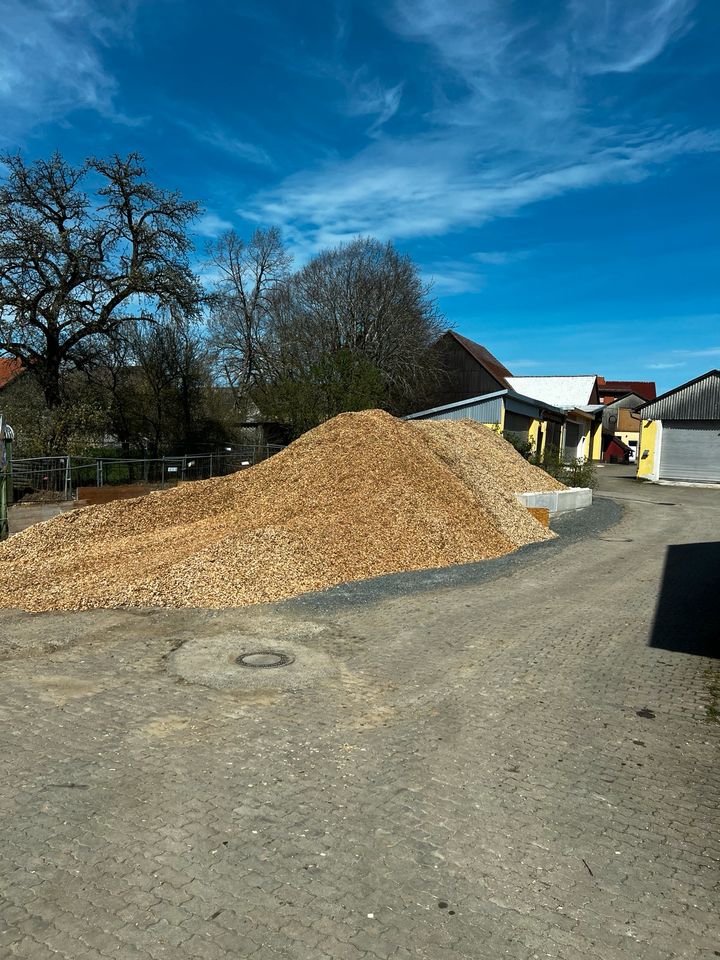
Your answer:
(84, 311), (216, 457)
(207, 227), (291, 405)
(0, 151), (201, 407)
(269, 236), (445, 412)
(129, 312), (211, 456)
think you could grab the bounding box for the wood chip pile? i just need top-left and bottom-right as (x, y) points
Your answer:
(0, 410), (564, 612)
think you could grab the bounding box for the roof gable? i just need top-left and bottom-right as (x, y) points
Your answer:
(445, 331), (512, 387)
(604, 392), (647, 409)
(640, 370), (720, 420)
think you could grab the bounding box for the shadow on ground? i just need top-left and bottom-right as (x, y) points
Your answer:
(650, 542), (720, 658)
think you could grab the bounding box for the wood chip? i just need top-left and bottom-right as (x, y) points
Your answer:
(0, 410), (564, 612)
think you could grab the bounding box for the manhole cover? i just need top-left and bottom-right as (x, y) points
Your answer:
(235, 651), (295, 669)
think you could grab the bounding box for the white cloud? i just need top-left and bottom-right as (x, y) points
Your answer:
(647, 343), (720, 369)
(473, 250), (531, 265)
(345, 78), (404, 135)
(242, 0), (710, 257)
(568, 0), (695, 75)
(678, 346), (720, 357)
(423, 261), (485, 295)
(243, 129), (718, 251)
(0, 0), (139, 142)
(195, 212), (234, 238)
(179, 121), (273, 168)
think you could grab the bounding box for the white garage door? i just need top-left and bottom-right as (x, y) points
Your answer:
(660, 420), (720, 482)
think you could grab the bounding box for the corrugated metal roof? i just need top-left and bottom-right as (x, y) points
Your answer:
(506, 375), (598, 408)
(404, 390), (507, 420)
(404, 388), (565, 421)
(640, 371), (720, 420)
(417, 395), (504, 423)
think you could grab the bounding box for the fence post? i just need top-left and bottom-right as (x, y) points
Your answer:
(64, 457), (71, 500)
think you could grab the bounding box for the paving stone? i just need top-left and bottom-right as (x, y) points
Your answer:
(0, 480), (718, 959)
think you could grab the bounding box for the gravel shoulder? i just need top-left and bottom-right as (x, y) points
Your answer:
(0, 498), (620, 660)
(272, 497), (622, 616)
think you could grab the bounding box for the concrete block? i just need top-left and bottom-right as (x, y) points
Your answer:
(515, 488), (592, 515)
(555, 488), (592, 512)
(515, 491), (558, 512)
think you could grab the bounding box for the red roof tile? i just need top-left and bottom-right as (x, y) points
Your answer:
(0, 357), (23, 389)
(598, 379), (656, 401)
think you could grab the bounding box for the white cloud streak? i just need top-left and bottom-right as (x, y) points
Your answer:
(647, 343), (720, 369)
(568, 0), (695, 75)
(179, 122), (273, 168)
(0, 0), (139, 142)
(473, 250), (531, 265)
(194, 212), (234, 238)
(345, 78), (404, 135)
(243, 0), (710, 257)
(423, 260), (485, 295)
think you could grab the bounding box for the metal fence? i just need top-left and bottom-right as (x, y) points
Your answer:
(11, 445), (284, 501)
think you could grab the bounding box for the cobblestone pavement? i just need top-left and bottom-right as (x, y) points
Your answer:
(1, 479), (718, 959)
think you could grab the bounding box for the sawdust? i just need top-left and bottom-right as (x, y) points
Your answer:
(0, 410), (563, 612)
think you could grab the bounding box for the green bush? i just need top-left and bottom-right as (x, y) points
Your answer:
(530, 446), (597, 489)
(503, 431), (533, 460)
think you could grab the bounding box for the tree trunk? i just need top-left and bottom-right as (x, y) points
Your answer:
(42, 373), (62, 409)
(41, 332), (63, 409)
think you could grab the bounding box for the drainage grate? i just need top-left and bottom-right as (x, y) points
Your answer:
(236, 651), (295, 669)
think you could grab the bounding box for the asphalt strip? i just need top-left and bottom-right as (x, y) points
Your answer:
(266, 497), (624, 617)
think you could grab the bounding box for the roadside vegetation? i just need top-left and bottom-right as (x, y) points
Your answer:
(1, 152), (444, 456)
(504, 431), (597, 489)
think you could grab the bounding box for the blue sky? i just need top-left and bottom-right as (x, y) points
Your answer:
(2, 0), (719, 392)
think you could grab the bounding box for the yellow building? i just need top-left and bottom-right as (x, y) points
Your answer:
(636, 419), (659, 480)
(636, 371), (720, 483)
(405, 387), (569, 459)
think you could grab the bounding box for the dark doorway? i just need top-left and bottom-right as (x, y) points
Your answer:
(649, 542), (720, 657)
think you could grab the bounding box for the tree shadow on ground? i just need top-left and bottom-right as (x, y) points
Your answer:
(650, 543), (719, 658)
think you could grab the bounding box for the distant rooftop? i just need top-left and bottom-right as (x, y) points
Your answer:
(506, 375), (598, 408)
(597, 378), (656, 402)
(0, 357), (23, 390)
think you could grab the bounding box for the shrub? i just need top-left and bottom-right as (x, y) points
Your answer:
(530, 446), (597, 488)
(503, 431), (533, 460)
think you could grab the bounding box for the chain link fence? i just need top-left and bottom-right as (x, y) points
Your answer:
(11, 445), (284, 502)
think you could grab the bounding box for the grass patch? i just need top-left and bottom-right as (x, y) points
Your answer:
(704, 667), (720, 724)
